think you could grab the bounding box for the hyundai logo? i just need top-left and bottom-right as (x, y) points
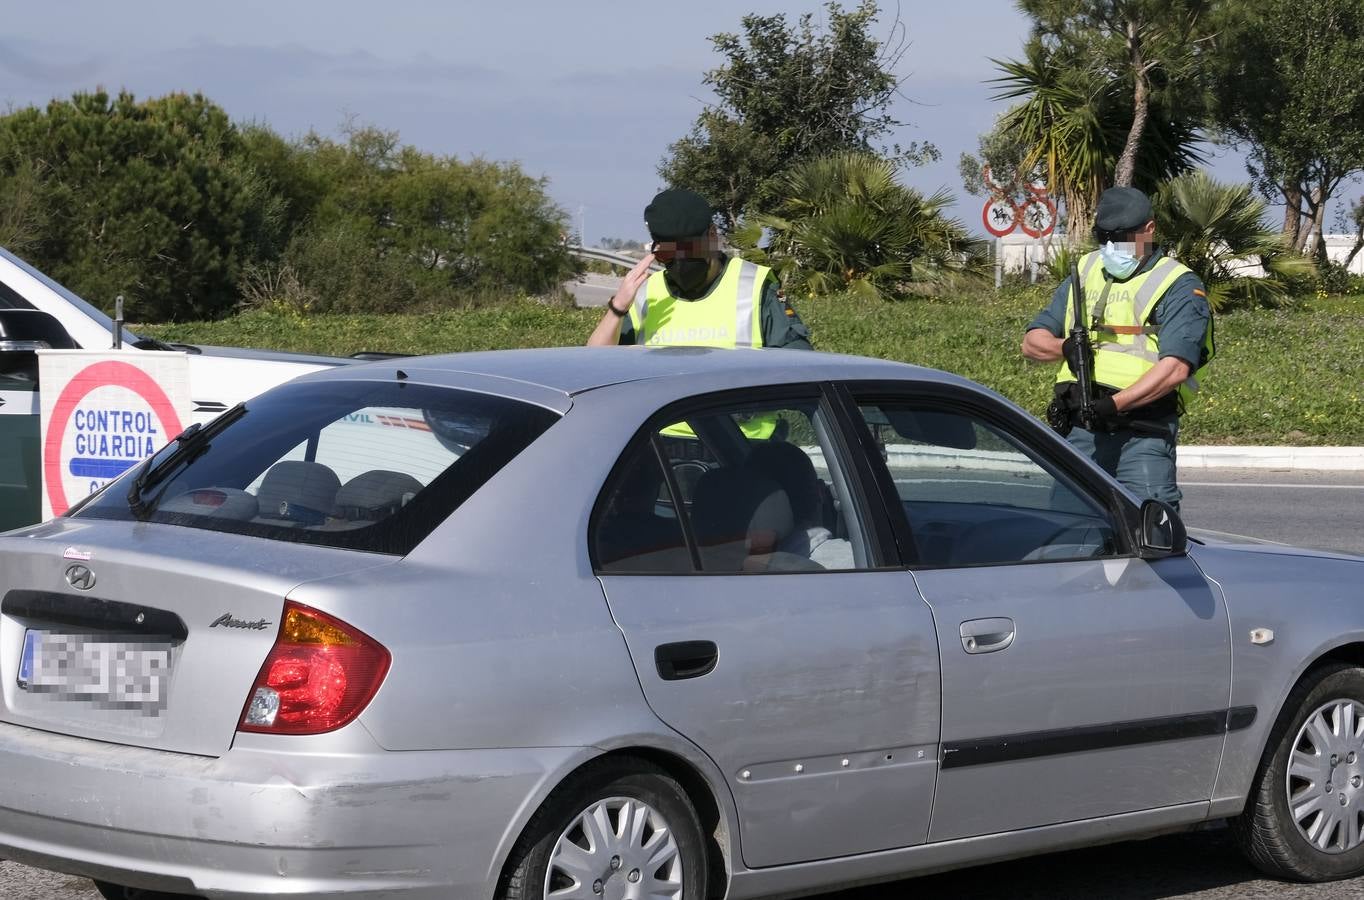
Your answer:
(65, 564), (96, 591)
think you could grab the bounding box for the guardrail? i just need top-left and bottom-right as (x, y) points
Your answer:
(568, 246), (663, 273)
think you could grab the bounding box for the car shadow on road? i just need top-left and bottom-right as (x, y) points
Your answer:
(824, 828), (1364, 899)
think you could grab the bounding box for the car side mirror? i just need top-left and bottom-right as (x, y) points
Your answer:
(0, 309), (77, 385)
(1138, 499), (1187, 558)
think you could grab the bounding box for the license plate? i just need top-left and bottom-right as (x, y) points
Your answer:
(18, 630), (171, 706)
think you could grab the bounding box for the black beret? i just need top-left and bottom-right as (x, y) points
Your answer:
(1094, 186), (1154, 233)
(645, 189), (715, 241)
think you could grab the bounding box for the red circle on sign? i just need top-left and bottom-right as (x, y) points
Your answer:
(43, 360), (184, 517)
(981, 165), (1012, 198)
(1018, 196), (1058, 238)
(982, 198), (1018, 237)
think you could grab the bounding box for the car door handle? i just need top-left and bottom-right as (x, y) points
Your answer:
(959, 618), (1015, 654)
(655, 641), (719, 681)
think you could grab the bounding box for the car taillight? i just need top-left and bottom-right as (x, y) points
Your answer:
(238, 602), (390, 735)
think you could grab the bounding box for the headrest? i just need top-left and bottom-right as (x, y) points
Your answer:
(743, 442), (821, 522)
(255, 461), (341, 524)
(333, 469), (424, 521)
(690, 468), (794, 556)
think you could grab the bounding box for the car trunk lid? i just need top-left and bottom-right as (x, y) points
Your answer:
(0, 517), (397, 757)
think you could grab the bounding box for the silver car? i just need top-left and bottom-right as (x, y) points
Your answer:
(2, 346), (1363, 900)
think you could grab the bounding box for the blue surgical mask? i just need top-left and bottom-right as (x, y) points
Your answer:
(1099, 240), (1141, 279)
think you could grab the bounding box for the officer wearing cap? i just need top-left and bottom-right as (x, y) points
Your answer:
(1021, 186), (1214, 509)
(586, 188), (811, 351)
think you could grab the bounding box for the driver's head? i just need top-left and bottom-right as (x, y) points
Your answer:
(644, 189), (725, 298)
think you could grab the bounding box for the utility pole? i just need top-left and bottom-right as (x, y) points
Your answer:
(577, 205), (587, 248)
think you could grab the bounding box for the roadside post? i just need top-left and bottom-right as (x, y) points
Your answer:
(38, 351), (190, 518)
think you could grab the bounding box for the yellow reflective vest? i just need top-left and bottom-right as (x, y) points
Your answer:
(1056, 250), (1213, 409)
(627, 257), (768, 348)
(628, 257), (775, 439)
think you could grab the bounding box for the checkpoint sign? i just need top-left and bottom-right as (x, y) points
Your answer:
(39, 352), (190, 519)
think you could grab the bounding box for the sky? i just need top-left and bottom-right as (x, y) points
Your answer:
(0, 0), (1286, 243)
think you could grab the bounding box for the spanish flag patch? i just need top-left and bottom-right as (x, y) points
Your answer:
(1193, 289), (1206, 298)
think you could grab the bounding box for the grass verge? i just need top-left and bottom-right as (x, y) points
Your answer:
(141, 292), (1364, 445)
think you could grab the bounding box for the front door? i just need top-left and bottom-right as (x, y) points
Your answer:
(848, 393), (1232, 841)
(594, 389), (941, 868)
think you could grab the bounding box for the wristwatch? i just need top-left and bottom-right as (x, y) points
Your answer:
(607, 300), (629, 317)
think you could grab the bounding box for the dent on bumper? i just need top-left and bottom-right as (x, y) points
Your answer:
(0, 721), (583, 899)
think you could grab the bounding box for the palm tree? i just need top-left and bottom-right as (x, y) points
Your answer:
(990, 37), (1203, 241)
(734, 153), (986, 301)
(1154, 171), (1312, 310)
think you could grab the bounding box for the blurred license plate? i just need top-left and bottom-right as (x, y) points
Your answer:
(18, 630), (171, 704)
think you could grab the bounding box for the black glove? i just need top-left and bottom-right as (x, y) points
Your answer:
(1092, 394), (1121, 429)
(1061, 335), (1093, 377)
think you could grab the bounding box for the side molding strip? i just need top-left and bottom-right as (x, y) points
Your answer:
(941, 706), (1258, 769)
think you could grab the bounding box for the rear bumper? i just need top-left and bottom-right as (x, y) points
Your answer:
(0, 721), (582, 899)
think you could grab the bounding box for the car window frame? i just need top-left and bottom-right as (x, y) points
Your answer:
(832, 380), (1143, 570)
(589, 382), (902, 576)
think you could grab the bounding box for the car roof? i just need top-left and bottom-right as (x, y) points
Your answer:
(339, 346), (967, 397)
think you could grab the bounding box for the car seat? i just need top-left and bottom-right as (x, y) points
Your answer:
(331, 470), (424, 523)
(689, 467), (821, 572)
(254, 460), (341, 527)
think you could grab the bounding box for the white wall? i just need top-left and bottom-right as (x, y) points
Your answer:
(994, 233), (1364, 277)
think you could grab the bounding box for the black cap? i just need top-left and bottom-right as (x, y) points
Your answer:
(1094, 186), (1153, 233)
(645, 189), (715, 241)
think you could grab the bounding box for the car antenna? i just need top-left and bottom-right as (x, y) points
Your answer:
(396, 369), (408, 380)
(112, 295), (124, 350)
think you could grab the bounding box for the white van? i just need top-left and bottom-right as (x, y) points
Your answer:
(0, 247), (369, 530)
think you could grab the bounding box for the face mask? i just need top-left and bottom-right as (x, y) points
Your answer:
(1099, 240), (1141, 279)
(666, 256), (715, 295)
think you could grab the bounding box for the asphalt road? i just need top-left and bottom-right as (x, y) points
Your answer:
(1179, 468), (1364, 557)
(563, 272), (620, 307)
(6, 468), (1364, 900)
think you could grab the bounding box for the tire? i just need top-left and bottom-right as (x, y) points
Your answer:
(1233, 663), (1364, 881)
(93, 882), (201, 900)
(499, 757), (709, 900)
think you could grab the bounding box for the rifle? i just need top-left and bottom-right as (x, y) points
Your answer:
(1068, 260), (1098, 433)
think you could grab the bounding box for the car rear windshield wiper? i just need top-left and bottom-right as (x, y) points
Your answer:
(127, 402), (247, 519)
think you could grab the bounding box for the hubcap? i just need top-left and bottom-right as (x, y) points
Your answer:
(544, 796), (683, 900)
(1288, 698), (1364, 853)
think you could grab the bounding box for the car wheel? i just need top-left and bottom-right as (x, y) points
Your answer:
(1234, 663), (1364, 881)
(499, 757), (708, 900)
(93, 882), (201, 900)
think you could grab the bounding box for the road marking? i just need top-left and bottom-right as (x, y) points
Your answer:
(1183, 482), (1364, 490)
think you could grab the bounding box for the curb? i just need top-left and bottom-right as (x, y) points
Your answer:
(1180, 446), (1364, 471)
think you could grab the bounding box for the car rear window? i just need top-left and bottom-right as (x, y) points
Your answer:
(71, 380), (559, 555)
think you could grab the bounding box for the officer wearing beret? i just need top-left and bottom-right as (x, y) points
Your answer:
(587, 188), (812, 351)
(1021, 186), (1214, 509)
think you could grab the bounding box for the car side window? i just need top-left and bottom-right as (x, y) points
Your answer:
(855, 402), (1120, 567)
(593, 397), (874, 574)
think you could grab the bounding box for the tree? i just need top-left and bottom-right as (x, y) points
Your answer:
(659, 1), (937, 228)
(1209, 0), (1364, 257)
(978, 35), (1202, 238)
(0, 149), (50, 255)
(1018, 0), (1213, 187)
(734, 152), (984, 301)
(1341, 196), (1364, 272)
(0, 91), (286, 322)
(1153, 171), (1312, 310)
(243, 125), (575, 312)
(598, 238), (647, 252)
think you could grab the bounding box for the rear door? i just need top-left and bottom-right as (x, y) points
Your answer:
(844, 386), (1232, 841)
(595, 386), (942, 869)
